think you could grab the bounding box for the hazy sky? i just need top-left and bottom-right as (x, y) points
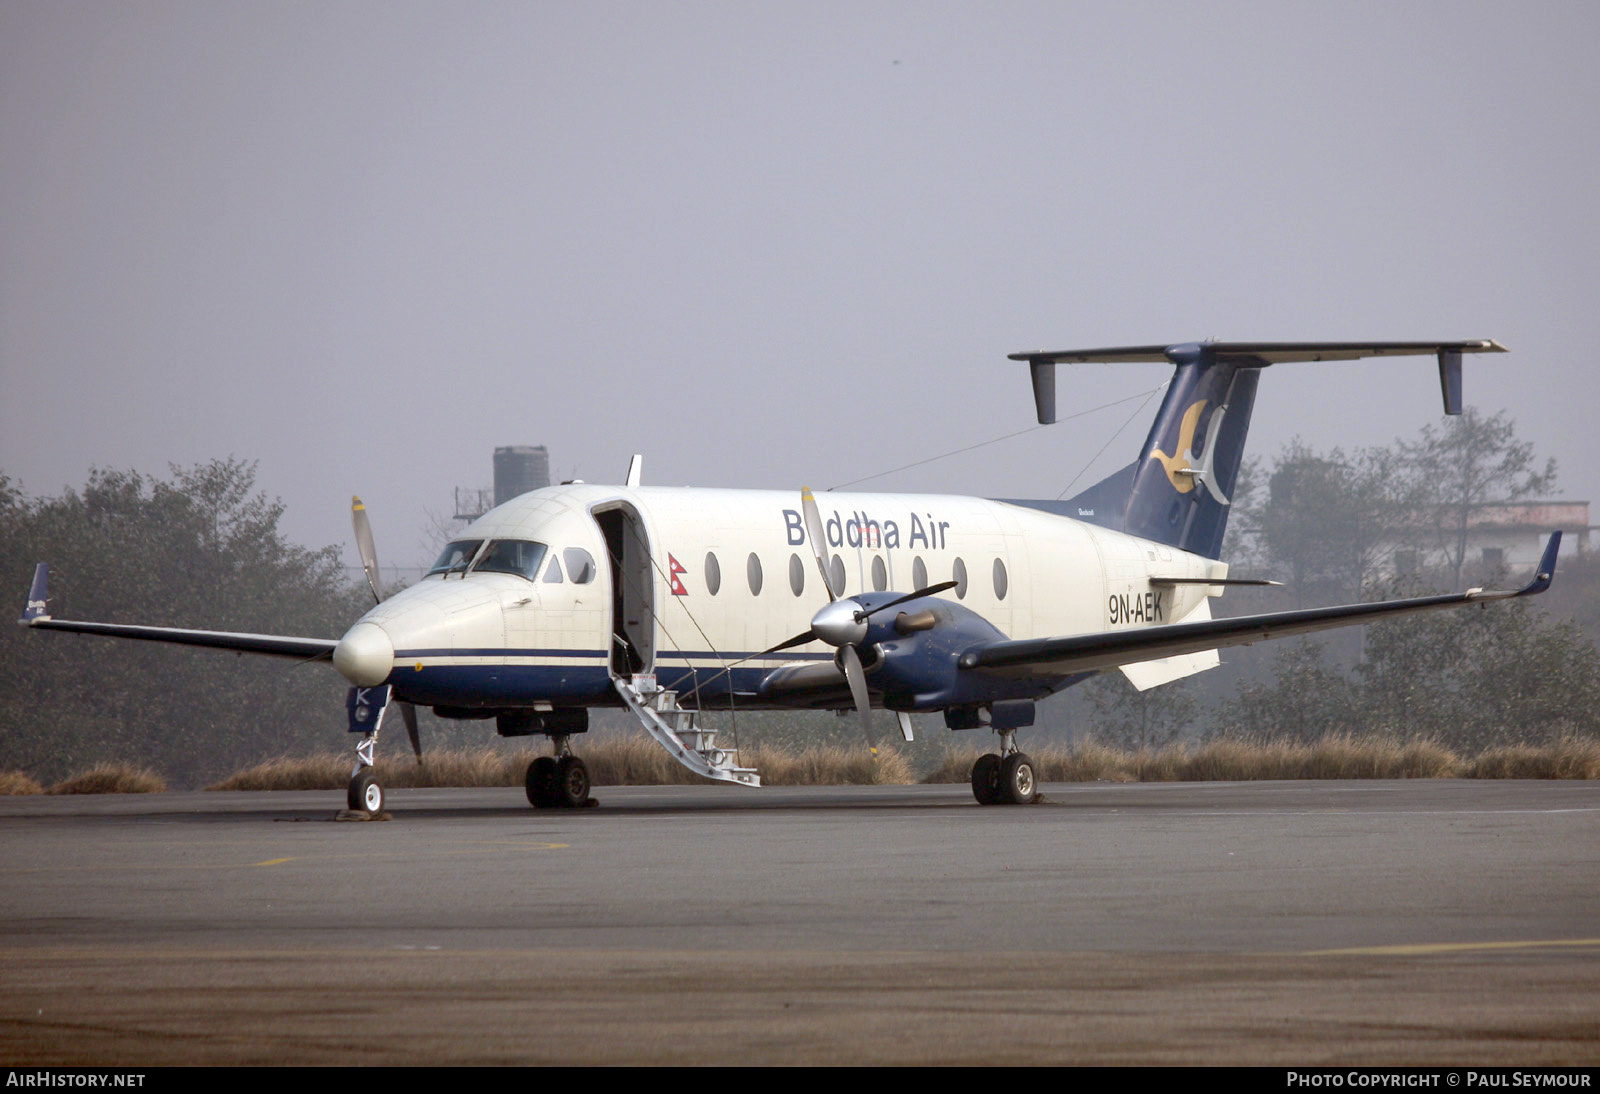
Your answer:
(4, 1), (1596, 569)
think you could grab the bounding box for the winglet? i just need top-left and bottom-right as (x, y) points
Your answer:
(20, 563), (50, 624)
(1521, 531), (1562, 596)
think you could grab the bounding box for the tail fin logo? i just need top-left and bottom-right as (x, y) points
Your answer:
(1148, 400), (1232, 506)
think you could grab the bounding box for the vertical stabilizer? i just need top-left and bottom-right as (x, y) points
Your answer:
(1122, 346), (1259, 559)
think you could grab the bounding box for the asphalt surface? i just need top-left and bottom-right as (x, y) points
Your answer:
(2, 779), (1597, 1064)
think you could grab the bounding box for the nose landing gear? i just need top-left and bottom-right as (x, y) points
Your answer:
(345, 730), (387, 819)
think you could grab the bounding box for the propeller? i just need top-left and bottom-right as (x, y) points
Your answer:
(351, 496), (423, 764)
(764, 487), (957, 756)
(352, 495), (383, 606)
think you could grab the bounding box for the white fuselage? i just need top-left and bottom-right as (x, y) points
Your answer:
(338, 483), (1226, 709)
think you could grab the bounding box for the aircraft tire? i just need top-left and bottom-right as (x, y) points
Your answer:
(555, 755), (590, 808)
(348, 770), (383, 816)
(970, 754), (1001, 805)
(526, 756), (560, 808)
(999, 752), (1038, 805)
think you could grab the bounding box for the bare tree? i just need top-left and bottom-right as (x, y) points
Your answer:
(1397, 408), (1558, 590)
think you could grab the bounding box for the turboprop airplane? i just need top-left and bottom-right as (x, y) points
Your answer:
(19, 339), (1560, 815)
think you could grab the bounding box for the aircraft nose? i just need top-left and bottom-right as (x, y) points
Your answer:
(333, 622), (395, 686)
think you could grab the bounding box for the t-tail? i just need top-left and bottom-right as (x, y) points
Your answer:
(1009, 340), (1507, 559)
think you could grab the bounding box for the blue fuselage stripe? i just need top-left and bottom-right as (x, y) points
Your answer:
(394, 648), (834, 662)
(388, 662), (790, 709)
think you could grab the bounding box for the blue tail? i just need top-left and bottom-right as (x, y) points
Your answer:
(1009, 339), (1505, 559)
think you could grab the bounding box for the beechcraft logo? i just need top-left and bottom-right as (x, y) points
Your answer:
(667, 554), (688, 596)
(1149, 400), (1206, 492)
(1148, 399), (1231, 505)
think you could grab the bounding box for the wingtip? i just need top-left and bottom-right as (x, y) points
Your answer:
(1520, 531), (1562, 595)
(20, 562), (50, 624)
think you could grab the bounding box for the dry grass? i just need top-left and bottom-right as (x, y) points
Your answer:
(0, 771), (45, 795)
(208, 750), (527, 791)
(747, 744), (913, 785)
(925, 735), (1465, 783)
(208, 740), (914, 791)
(1461, 734), (1600, 779)
(47, 764), (166, 795)
(168, 733), (1600, 793)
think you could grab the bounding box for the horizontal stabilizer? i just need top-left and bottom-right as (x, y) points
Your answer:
(1012, 340), (1505, 422)
(1149, 576), (1283, 587)
(1009, 340), (1505, 366)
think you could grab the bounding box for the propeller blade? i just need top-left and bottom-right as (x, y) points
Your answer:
(856, 580), (959, 621)
(399, 700), (422, 764)
(755, 580), (958, 658)
(760, 628), (818, 656)
(839, 643), (876, 758)
(351, 496), (382, 605)
(800, 486), (838, 601)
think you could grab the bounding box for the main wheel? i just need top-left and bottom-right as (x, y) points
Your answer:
(555, 755), (590, 808)
(999, 752), (1038, 805)
(970, 753), (1001, 805)
(526, 756), (559, 808)
(348, 770), (383, 815)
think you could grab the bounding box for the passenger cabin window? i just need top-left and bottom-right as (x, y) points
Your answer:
(429, 539), (483, 576)
(564, 547), (597, 584)
(747, 553), (763, 595)
(952, 557), (968, 599)
(993, 558), (1008, 600)
(789, 554), (805, 597)
(829, 554), (845, 596)
(912, 556), (927, 591)
(474, 540), (550, 581)
(705, 552), (722, 596)
(871, 556), (887, 592)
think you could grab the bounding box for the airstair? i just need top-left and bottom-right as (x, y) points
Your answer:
(612, 675), (761, 787)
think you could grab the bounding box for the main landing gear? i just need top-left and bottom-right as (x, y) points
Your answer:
(970, 729), (1038, 806)
(526, 735), (592, 809)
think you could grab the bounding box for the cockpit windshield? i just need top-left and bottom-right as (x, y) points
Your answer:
(474, 540), (550, 581)
(428, 539), (482, 576)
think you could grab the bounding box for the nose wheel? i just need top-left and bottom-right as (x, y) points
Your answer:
(344, 730), (388, 818)
(348, 769), (384, 815)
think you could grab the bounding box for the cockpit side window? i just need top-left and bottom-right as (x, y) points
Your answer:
(543, 555), (564, 583)
(475, 540), (550, 581)
(428, 539), (483, 576)
(563, 547), (597, 584)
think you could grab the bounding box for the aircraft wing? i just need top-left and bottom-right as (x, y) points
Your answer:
(963, 532), (1560, 679)
(18, 563), (337, 661)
